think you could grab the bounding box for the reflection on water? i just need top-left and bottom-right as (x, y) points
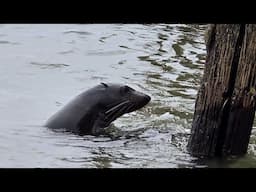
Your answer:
(192, 154), (256, 168)
(0, 24), (255, 168)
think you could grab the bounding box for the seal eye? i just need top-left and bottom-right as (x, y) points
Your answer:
(120, 86), (130, 95)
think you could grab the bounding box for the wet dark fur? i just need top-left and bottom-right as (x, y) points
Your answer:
(45, 83), (151, 136)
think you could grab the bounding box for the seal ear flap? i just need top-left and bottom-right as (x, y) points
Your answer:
(101, 82), (108, 88)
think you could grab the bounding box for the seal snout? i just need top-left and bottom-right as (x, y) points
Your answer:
(145, 95), (151, 103)
(141, 94), (151, 107)
(136, 92), (151, 108)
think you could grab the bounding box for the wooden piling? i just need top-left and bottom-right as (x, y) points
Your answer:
(187, 24), (256, 157)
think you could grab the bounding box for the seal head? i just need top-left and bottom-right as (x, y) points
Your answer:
(45, 83), (151, 136)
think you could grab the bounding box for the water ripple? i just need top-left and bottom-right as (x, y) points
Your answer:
(63, 30), (92, 35)
(30, 62), (69, 69)
(2, 24), (243, 168)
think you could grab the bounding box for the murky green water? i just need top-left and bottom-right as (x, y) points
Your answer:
(0, 24), (255, 168)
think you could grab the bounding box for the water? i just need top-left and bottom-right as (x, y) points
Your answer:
(0, 24), (256, 168)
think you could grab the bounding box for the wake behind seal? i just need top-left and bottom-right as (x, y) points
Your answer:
(45, 83), (151, 136)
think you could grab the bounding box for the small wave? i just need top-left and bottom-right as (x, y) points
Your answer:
(58, 50), (74, 55)
(119, 45), (149, 53)
(0, 40), (19, 45)
(99, 34), (117, 42)
(118, 60), (127, 65)
(86, 50), (127, 56)
(63, 30), (92, 35)
(30, 62), (69, 69)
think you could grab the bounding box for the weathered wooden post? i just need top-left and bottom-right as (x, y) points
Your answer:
(187, 24), (256, 157)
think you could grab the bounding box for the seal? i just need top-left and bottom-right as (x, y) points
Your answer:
(45, 83), (151, 136)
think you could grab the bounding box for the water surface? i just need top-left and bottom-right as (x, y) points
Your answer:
(0, 24), (255, 168)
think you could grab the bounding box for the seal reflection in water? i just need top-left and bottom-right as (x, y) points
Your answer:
(45, 83), (151, 136)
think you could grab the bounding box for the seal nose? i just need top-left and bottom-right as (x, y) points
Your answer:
(145, 95), (151, 103)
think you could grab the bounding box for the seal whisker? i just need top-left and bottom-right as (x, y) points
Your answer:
(124, 103), (135, 113)
(127, 103), (135, 112)
(105, 104), (127, 120)
(105, 100), (130, 115)
(105, 104), (130, 124)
